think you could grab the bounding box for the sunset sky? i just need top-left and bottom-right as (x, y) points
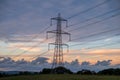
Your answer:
(0, 0), (120, 71)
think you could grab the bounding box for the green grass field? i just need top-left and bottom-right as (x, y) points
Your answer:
(0, 74), (120, 80)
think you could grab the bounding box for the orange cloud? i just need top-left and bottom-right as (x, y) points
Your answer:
(59, 49), (120, 64)
(87, 49), (120, 55)
(18, 47), (42, 52)
(7, 48), (120, 65)
(67, 48), (120, 55)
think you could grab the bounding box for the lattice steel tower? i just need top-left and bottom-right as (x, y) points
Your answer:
(47, 13), (71, 69)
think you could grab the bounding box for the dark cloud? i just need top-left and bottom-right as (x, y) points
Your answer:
(81, 61), (90, 65)
(95, 60), (112, 66)
(71, 59), (79, 65)
(31, 57), (49, 64)
(0, 57), (119, 72)
(0, 57), (15, 64)
(15, 59), (28, 64)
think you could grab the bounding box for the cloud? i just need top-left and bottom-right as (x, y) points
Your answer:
(0, 57), (119, 72)
(0, 57), (15, 64)
(18, 47), (42, 53)
(15, 59), (28, 64)
(71, 59), (79, 65)
(81, 61), (90, 65)
(87, 49), (120, 55)
(0, 57), (50, 71)
(31, 57), (49, 64)
(95, 60), (112, 66)
(68, 49), (120, 55)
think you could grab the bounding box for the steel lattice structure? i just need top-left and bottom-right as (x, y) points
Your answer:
(47, 13), (71, 69)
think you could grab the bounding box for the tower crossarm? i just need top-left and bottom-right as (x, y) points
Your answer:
(50, 13), (68, 27)
(48, 43), (69, 52)
(47, 30), (71, 40)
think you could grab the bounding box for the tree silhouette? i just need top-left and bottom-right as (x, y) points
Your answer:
(98, 68), (120, 75)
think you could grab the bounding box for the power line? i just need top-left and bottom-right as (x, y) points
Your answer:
(12, 35), (54, 58)
(26, 28), (120, 63)
(70, 34), (120, 47)
(71, 41), (120, 51)
(86, 41), (120, 49)
(68, 8), (120, 27)
(2, 11), (120, 63)
(62, 27), (120, 48)
(30, 50), (49, 60)
(7, 25), (54, 58)
(68, 11), (120, 32)
(4, 1), (117, 60)
(8, 25), (51, 55)
(67, 0), (110, 19)
(0, 36), (54, 64)
(1, 0), (119, 70)
(0, 50), (50, 71)
(1, 25), (55, 64)
(12, 39), (47, 58)
(71, 27), (120, 42)
(1, 40), (119, 71)
(64, 41), (120, 56)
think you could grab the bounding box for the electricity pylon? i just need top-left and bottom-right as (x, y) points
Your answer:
(47, 13), (71, 69)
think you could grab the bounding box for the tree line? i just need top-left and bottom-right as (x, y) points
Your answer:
(0, 67), (120, 77)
